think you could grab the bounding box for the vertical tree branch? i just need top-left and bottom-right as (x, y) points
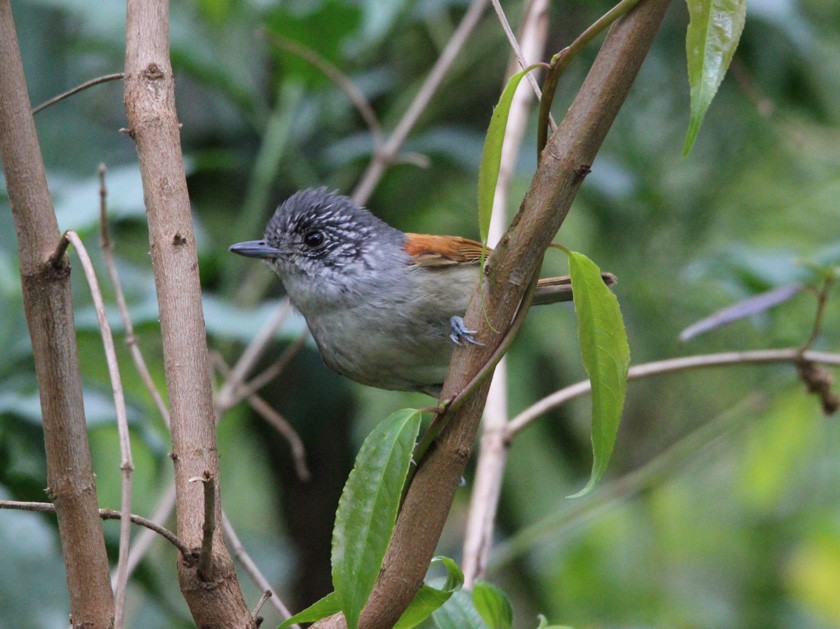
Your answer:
(357, 0), (672, 625)
(123, 0), (254, 625)
(0, 2), (115, 626)
(463, 0), (551, 587)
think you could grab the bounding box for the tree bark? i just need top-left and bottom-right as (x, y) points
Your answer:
(123, 0), (254, 625)
(0, 1), (115, 627)
(356, 0), (672, 625)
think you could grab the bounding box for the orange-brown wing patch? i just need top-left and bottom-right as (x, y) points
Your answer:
(404, 233), (490, 267)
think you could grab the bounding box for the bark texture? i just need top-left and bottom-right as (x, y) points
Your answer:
(123, 0), (254, 625)
(356, 0), (672, 625)
(0, 1), (115, 626)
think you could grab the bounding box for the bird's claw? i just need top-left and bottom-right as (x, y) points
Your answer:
(449, 316), (482, 346)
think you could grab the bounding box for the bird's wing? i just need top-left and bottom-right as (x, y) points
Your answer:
(404, 233), (489, 267)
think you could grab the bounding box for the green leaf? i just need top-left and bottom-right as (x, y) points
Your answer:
(472, 580), (513, 629)
(683, 0), (747, 154)
(477, 65), (542, 242)
(332, 408), (423, 629)
(432, 589), (487, 629)
(567, 251), (630, 497)
(277, 591), (340, 628)
(394, 556), (464, 629)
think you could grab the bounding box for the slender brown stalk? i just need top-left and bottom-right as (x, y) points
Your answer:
(223, 513), (300, 624)
(57, 230), (135, 627)
(98, 164), (171, 427)
(508, 348), (840, 435)
(351, 0), (489, 205)
(0, 2), (114, 626)
(0, 499), (192, 557)
(124, 0), (253, 624)
(32, 72), (124, 115)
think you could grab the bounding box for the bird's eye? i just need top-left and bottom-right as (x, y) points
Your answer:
(303, 230), (325, 248)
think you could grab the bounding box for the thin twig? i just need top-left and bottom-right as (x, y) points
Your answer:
(230, 330), (308, 405)
(223, 513), (300, 626)
(98, 164), (171, 428)
(119, 483), (177, 583)
(214, 299), (293, 412)
(507, 348), (840, 436)
(32, 72), (124, 115)
(537, 0), (641, 154)
(352, 0), (489, 205)
(252, 590), (272, 619)
(214, 355), (311, 481)
(53, 230), (134, 625)
(489, 0), (555, 132)
(263, 33), (383, 150)
(0, 500), (190, 557)
(190, 472), (216, 581)
(799, 274), (835, 355)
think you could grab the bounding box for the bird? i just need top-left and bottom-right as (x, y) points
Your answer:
(230, 187), (613, 396)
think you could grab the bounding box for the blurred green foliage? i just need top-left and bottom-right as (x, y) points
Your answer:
(1, 0), (839, 627)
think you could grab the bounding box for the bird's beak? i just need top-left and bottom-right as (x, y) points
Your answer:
(229, 240), (283, 259)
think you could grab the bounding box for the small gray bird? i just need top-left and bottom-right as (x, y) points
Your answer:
(230, 188), (611, 396)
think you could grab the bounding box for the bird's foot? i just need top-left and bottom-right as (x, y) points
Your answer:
(449, 316), (482, 346)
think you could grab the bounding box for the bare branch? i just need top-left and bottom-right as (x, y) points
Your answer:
(214, 354), (311, 481)
(489, 0), (555, 131)
(232, 330), (308, 405)
(214, 299), (293, 412)
(0, 500), (191, 558)
(351, 0), (489, 205)
(264, 33), (383, 149)
(55, 230), (135, 626)
(32, 72), (124, 115)
(124, 0), (253, 622)
(508, 348), (840, 435)
(463, 0), (550, 587)
(119, 483), (177, 583)
(353, 1), (672, 624)
(0, 2), (114, 624)
(223, 513), (300, 626)
(98, 164), (171, 427)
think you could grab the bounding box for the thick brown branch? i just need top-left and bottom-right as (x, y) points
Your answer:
(0, 2), (114, 626)
(354, 0), (672, 626)
(124, 0), (253, 625)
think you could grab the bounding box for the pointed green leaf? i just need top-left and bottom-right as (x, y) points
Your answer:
(332, 408), (423, 629)
(477, 65), (542, 242)
(277, 591), (340, 628)
(683, 0), (747, 154)
(472, 580), (513, 629)
(394, 556), (464, 629)
(567, 251), (630, 497)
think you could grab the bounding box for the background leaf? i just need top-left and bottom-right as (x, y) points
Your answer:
(472, 580), (513, 629)
(331, 408), (423, 628)
(683, 0), (747, 153)
(567, 251), (630, 497)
